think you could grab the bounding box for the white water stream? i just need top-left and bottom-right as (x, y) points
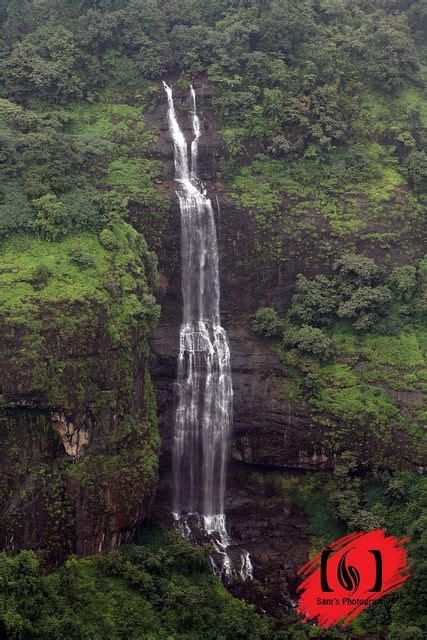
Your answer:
(163, 82), (252, 581)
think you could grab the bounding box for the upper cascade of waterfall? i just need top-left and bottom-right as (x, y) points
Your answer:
(163, 81), (221, 327)
(190, 85), (201, 180)
(163, 81), (189, 182)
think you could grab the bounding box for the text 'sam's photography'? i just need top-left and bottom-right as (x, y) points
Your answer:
(0, 1), (425, 639)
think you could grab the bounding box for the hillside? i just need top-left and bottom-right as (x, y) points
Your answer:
(0, 2), (425, 639)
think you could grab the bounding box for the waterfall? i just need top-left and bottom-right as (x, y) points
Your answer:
(163, 82), (252, 581)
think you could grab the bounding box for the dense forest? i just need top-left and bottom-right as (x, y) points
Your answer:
(0, 1), (425, 639)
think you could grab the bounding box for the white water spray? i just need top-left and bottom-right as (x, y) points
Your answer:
(163, 82), (252, 581)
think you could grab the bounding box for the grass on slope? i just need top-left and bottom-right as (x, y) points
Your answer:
(0, 233), (109, 318)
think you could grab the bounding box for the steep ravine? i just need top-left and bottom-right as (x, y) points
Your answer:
(0, 75), (421, 610)
(146, 79), (421, 607)
(147, 81), (324, 606)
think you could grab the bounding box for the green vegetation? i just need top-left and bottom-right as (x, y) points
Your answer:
(0, 529), (269, 640)
(0, 1), (167, 561)
(253, 251), (426, 446)
(8, 516), (423, 640)
(0, 1), (425, 639)
(283, 324), (332, 360)
(250, 255), (425, 638)
(0, 94), (167, 240)
(1, 233), (109, 313)
(287, 252), (424, 333)
(252, 307), (283, 337)
(0, 219), (161, 561)
(0, 224), (159, 397)
(227, 95), (424, 261)
(210, 0), (425, 266)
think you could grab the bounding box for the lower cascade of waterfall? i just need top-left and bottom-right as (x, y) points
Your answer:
(172, 512), (253, 582)
(163, 81), (252, 583)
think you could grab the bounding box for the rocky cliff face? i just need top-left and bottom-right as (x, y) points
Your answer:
(148, 82), (329, 471)
(0, 312), (158, 565)
(146, 79), (421, 606)
(148, 79), (418, 472)
(0, 232), (159, 565)
(145, 81), (320, 605)
(0, 77), (420, 598)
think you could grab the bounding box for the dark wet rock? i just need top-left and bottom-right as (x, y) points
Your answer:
(146, 77), (419, 610)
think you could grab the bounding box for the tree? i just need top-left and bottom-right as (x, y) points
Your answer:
(290, 274), (338, 326)
(0, 550), (41, 637)
(99, 227), (120, 251)
(100, 190), (129, 226)
(334, 253), (382, 288)
(388, 265), (417, 302)
(337, 285), (391, 331)
(68, 246), (96, 268)
(31, 263), (52, 287)
(284, 324), (332, 360)
(3, 28), (86, 101)
(29, 193), (66, 240)
(0, 185), (32, 237)
(403, 150), (427, 190)
(252, 307), (282, 337)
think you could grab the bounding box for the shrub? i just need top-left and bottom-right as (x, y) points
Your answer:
(284, 325), (332, 360)
(388, 625), (424, 640)
(334, 253), (382, 288)
(99, 228), (120, 251)
(403, 149), (427, 190)
(290, 274), (338, 326)
(347, 509), (385, 532)
(252, 307), (283, 337)
(337, 286), (391, 331)
(0, 186), (32, 238)
(69, 246), (96, 268)
(0, 533), (269, 640)
(29, 194), (66, 241)
(100, 191), (129, 226)
(388, 265), (417, 301)
(61, 185), (102, 231)
(30, 263), (52, 287)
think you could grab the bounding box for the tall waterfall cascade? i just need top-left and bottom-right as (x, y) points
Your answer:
(163, 82), (252, 582)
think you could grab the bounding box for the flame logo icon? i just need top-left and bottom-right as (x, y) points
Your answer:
(298, 531), (410, 629)
(337, 549), (360, 593)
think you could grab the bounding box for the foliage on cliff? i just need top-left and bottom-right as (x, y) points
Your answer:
(0, 1), (425, 639)
(251, 250), (426, 636)
(0, 225), (159, 390)
(253, 251), (426, 459)
(0, 3), (423, 290)
(250, 467), (426, 639)
(0, 529), (271, 640)
(0, 0), (169, 565)
(0, 220), (161, 563)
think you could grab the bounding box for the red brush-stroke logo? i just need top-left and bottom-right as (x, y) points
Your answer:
(297, 530), (410, 628)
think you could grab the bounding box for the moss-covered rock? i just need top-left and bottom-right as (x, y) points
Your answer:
(0, 224), (160, 564)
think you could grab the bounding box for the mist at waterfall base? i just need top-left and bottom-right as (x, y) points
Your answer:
(163, 82), (253, 583)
